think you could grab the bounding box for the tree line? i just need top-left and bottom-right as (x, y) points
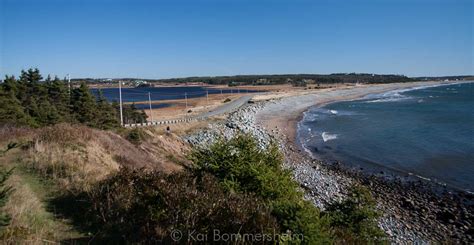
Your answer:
(139, 73), (413, 86)
(0, 68), (147, 129)
(71, 73), (415, 87)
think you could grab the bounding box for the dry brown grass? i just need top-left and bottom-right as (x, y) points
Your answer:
(145, 119), (213, 136)
(0, 126), (35, 147)
(24, 125), (119, 191)
(136, 127), (191, 171)
(14, 123), (186, 191)
(0, 123), (195, 243)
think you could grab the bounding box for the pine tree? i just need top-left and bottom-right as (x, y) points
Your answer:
(18, 68), (48, 125)
(95, 90), (120, 129)
(71, 82), (98, 126)
(19, 68), (46, 100)
(35, 99), (61, 126)
(2, 76), (19, 95)
(1, 68), (141, 129)
(121, 103), (148, 124)
(47, 76), (71, 122)
(0, 86), (35, 126)
(20, 68), (43, 83)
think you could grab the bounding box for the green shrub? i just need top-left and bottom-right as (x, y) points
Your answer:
(126, 128), (145, 144)
(323, 185), (386, 243)
(190, 134), (332, 243)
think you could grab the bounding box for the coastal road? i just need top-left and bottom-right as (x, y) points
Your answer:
(198, 94), (253, 118)
(124, 94), (253, 127)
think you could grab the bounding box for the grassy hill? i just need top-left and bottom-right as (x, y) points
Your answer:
(0, 123), (384, 243)
(0, 124), (188, 243)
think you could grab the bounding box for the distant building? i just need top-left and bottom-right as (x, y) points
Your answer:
(254, 78), (269, 85)
(133, 80), (149, 87)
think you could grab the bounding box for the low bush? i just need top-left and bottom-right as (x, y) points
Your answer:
(190, 134), (332, 243)
(84, 168), (279, 243)
(323, 185), (386, 243)
(126, 128), (146, 145)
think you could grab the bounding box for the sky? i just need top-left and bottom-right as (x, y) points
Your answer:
(0, 0), (472, 79)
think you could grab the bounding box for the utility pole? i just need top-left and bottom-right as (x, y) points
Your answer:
(148, 92), (153, 123)
(185, 92), (188, 110)
(119, 80), (123, 126)
(67, 74), (71, 95)
(206, 90), (209, 107)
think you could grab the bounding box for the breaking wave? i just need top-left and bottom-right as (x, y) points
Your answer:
(363, 81), (471, 104)
(322, 132), (338, 142)
(364, 91), (412, 103)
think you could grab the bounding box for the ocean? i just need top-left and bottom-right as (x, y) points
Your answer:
(298, 82), (474, 193)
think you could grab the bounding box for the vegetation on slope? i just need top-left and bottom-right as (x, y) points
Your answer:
(324, 185), (386, 243)
(190, 134), (333, 243)
(0, 70), (385, 243)
(0, 124), (190, 243)
(0, 168), (13, 230)
(0, 123), (385, 243)
(190, 134), (385, 243)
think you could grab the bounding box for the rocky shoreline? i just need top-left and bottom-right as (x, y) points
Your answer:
(186, 99), (473, 243)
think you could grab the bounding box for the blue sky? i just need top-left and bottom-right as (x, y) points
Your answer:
(1, 0), (472, 79)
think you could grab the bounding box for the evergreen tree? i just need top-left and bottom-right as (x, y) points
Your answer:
(19, 68), (43, 83)
(45, 74), (52, 83)
(0, 68), (144, 129)
(95, 90), (120, 129)
(19, 68), (46, 100)
(71, 82), (98, 126)
(47, 76), (71, 122)
(120, 103), (148, 124)
(0, 86), (35, 126)
(2, 76), (19, 95)
(35, 99), (61, 126)
(18, 68), (48, 124)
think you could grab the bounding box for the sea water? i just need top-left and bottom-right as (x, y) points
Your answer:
(298, 82), (474, 192)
